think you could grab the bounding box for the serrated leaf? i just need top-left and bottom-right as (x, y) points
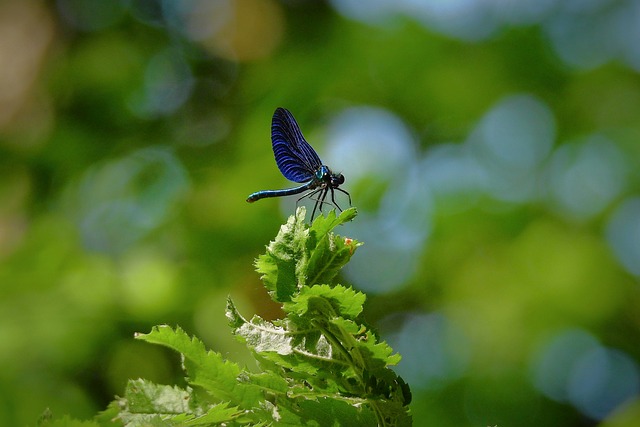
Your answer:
(284, 284), (366, 320)
(114, 380), (243, 427)
(255, 207), (308, 302)
(227, 298), (293, 355)
(305, 208), (361, 287)
(103, 204), (412, 427)
(309, 207), (358, 234)
(271, 393), (380, 427)
(330, 318), (401, 369)
(120, 379), (194, 413)
(254, 207), (360, 303)
(94, 401), (120, 426)
(228, 297), (350, 385)
(294, 397), (377, 427)
(135, 325), (262, 407)
(237, 371), (289, 395)
(182, 402), (244, 426)
(228, 289), (409, 421)
(114, 380), (194, 427)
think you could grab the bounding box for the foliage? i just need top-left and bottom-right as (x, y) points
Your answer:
(43, 208), (411, 426)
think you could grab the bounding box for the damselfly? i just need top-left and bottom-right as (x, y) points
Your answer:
(247, 108), (351, 221)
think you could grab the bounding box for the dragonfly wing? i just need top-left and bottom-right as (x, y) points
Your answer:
(271, 107), (323, 183)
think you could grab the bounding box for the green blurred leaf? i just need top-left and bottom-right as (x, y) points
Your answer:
(38, 413), (100, 427)
(114, 379), (242, 426)
(135, 325), (262, 408)
(118, 379), (194, 415)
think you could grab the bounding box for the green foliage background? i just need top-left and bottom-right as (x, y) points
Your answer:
(1, 1), (639, 426)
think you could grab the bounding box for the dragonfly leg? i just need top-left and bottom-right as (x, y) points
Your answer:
(329, 187), (343, 212)
(319, 187), (330, 212)
(335, 187), (352, 206)
(297, 188), (322, 221)
(310, 188), (329, 221)
(297, 189), (320, 205)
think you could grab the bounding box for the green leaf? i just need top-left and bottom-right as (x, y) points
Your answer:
(294, 397), (378, 427)
(96, 204), (411, 427)
(284, 284), (366, 320)
(94, 401), (122, 426)
(255, 207), (308, 302)
(229, 287), (410, 422)
(114, 379), (243, 426)
(228, 296), (349, 382)
(329, 317), (401, 369)
(135, 325), (262, 408)
(254, 207), (360, 303)
(237, 371), (289, 395)
(310, 206), (358, 233)
(226, 297), (293, 355)
(306, 210), (362, 288)
(119, 379), (195, 414)
(182, 403), (244, 426)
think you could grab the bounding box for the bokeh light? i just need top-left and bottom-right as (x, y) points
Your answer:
(606, 197), (640, 277)
(129, 48), (195, 118)
(531, 329), (640, 421)
(63, 147), (189, 254)
(383, 312), (470, 391)
(468, 94), (556, 202)
(323, 107), (431, 293)
(545, 135), (629, 221)
(0, 1), (54, 132)
(56, 0), (127, 31)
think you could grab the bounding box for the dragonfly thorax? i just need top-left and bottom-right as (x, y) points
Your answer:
(315, 165), (330, 181)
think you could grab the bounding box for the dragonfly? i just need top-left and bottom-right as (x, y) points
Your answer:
(246, 107), (351, 221)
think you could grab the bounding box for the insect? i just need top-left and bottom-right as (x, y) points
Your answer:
(246, 107), (351, 221)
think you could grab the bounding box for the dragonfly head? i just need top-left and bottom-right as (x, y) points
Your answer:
(317, 165), (344, 188)
(331, 173), (345, 187)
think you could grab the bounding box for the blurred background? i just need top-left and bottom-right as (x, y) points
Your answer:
(1, 0), (640, 425)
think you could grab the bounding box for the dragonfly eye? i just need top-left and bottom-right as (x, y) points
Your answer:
(332, 174), (345, 186)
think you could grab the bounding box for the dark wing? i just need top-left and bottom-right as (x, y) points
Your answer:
(271, 107), (323, 183)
